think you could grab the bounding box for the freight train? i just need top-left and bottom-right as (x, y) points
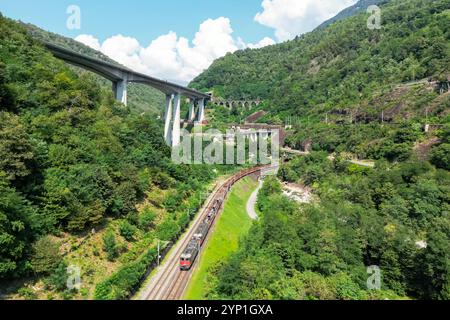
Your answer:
(179, 167), (263, 271)
(180, 199), (222, 271)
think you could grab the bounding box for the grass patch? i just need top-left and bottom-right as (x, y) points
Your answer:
(184, 176), (258, 300)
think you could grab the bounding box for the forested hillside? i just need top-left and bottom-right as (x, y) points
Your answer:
(191, 0), (450, 301)
(0, 14), (221, 299)
(191, 0), (449, 123)
(206, 153), (449, 300)
(24, 22), (165, 115)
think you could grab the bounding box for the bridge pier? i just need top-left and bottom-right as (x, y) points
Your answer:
(197, 98), (205, 123)
(113, 77), (128, 105)
(164, 94), (173, 146)
(164, 95), (206, 147)
(172, 93), (181, 147)
(188, 99), (196, 122)
(249, 132), (258, 164)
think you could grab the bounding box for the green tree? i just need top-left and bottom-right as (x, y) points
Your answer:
(0, 171), (36, 278)
(119, 220), (137, 242)
(45, 261), (69, 292)
(156, 219), (180, 242)
(417, 217), (450, 299)
(0, 113), (34, 181)
(430, 144), (450, 170)
(31, 236), (62, 274)
(139, 208), (157, 229)
(103, 230), (118, 261)
(0, 62), (15, 112)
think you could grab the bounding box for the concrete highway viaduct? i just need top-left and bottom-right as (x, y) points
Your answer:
(44, 42), (210, 147)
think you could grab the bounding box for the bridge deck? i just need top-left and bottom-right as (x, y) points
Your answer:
(44, 42), (210, 99)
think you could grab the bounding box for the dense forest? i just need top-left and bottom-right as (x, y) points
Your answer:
(0, 14), (226, 299)
(191, 0), (449, 300)
(206, 152), (449, 299)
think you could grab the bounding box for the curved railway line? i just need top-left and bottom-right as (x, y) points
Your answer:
(139, 166), (267, 300)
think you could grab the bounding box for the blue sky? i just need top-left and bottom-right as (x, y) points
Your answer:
(0, 0), (270, 44)
(0, 0), (357, 84)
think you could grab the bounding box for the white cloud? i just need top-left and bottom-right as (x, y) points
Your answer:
(101, 34), (149, 73)
(75, 17), (275, 85)
(247, 37), (276, 49)
(74, 34), (101, 51)
(255, 0), (358, 41)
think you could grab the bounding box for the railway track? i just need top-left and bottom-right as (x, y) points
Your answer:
(138, 166), (265, 300)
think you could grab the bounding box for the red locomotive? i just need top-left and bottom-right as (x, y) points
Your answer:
(180, 199), (221, 270)
(180, 167), (263, 271)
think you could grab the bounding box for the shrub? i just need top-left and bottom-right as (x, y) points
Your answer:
(139, 208), (157, 229)
(110, 182), (137, 217)
(163, 193), (184, 213)
(18, 287), (37, 300)
(156, 219), (180, 242)
(347, 163), (371, 175)
(94, 247), (158, 300)
(329, 274), (367, 300)
(119, 221), (137, 242)
(298, 271), (336, 300)
(103, 230), (118, 261)
(45, 261), (68, 292)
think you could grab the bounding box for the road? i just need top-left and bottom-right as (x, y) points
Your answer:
(137, 167), (264, 300)
(246, 178), (263, 220)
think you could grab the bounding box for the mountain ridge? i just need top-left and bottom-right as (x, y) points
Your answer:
(317, 0), (387, 29)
